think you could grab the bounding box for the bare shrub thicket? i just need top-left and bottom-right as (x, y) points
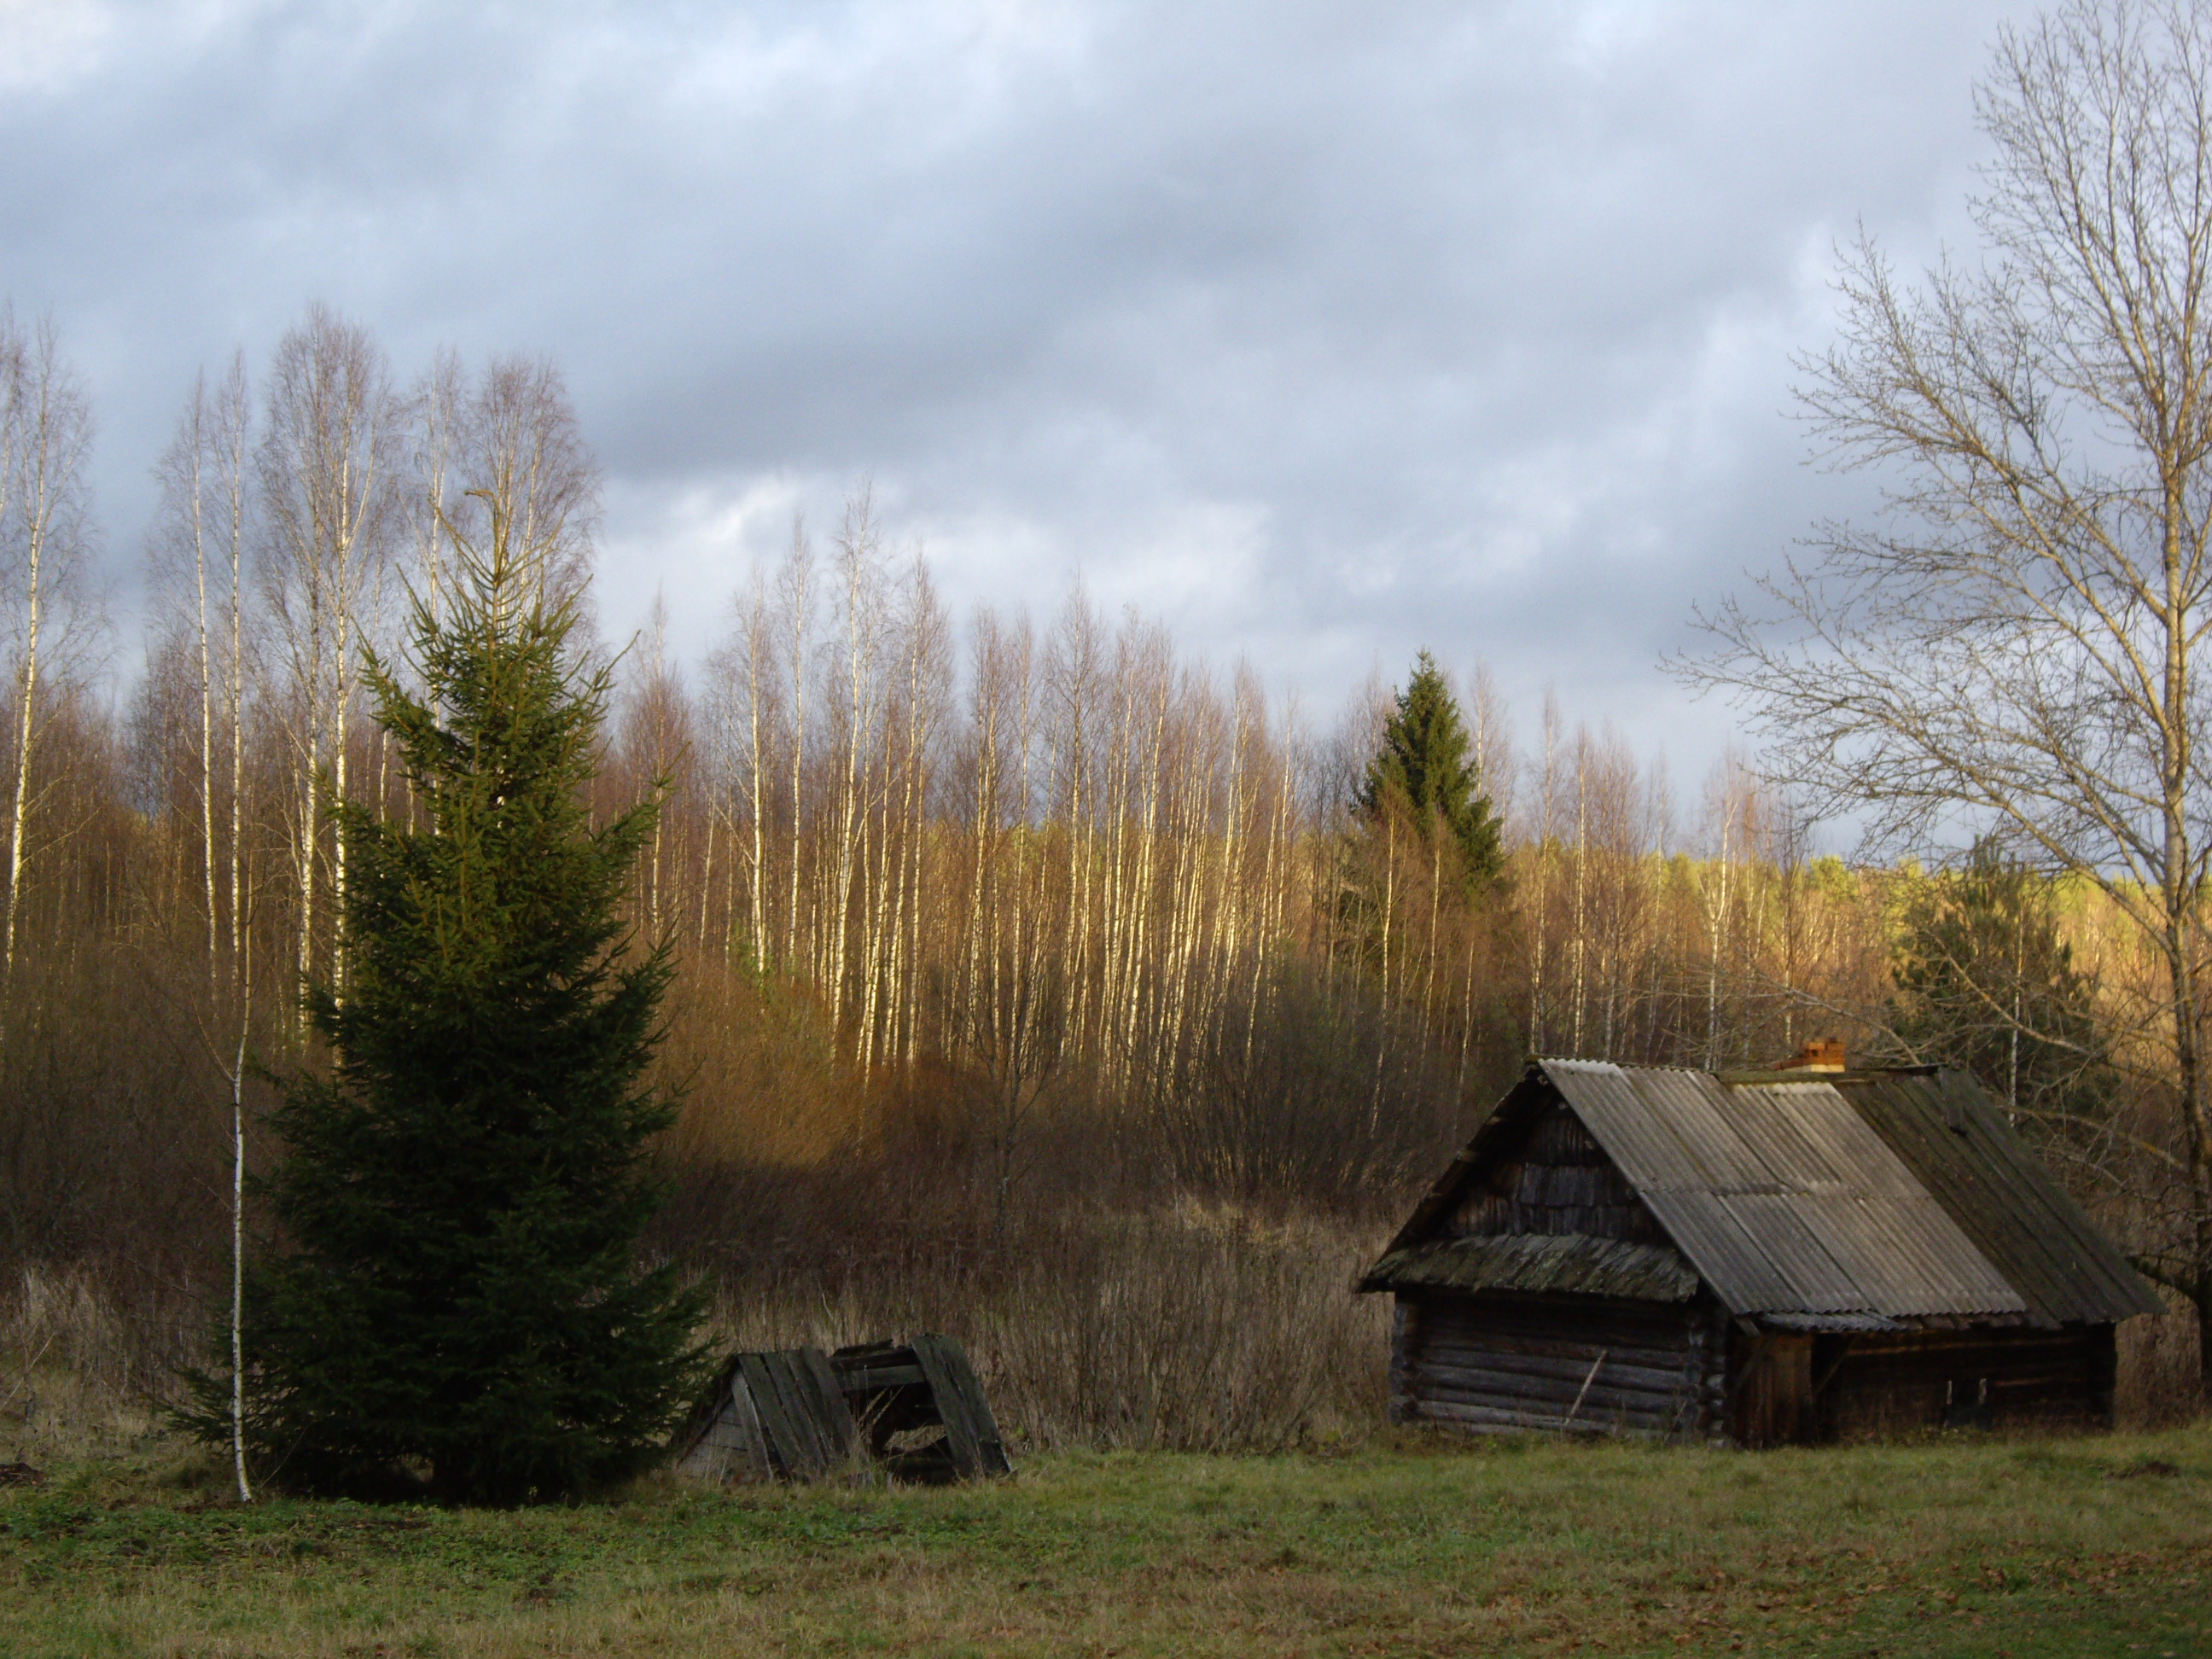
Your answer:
(695, 1208), (1389, 1454)
(0, 299), (2192, 1454)
(0, 1266), (202, 1458)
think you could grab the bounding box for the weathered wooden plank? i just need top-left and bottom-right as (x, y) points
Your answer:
(1423, 1313), (1689, 1350)
(799, 1348), (862, 1468)
(929, 1336), (1013, 1477)
(1516, 1164), (1619, 1207)
(754, 1348), (847, 1480)
(1416, 1357), (1691, 1401)
(1413, 1352), (1691, 1394)
(763, 1353), (822, 1477)
(1422, 1332), (1690, 1371)
(1422, 1289), (1694, 1329)
(737, 1353), (804, 1478)
(1417, 1373), (1691, 1417)
(1420, 1335), (1692, 1376)
(1421, 1300), (1692, 1345)
(1522, 1106), (1606, 1165)
(1416, 1397), (1670, 1434)
(675, 1371), (772, 1483)
(760, 1352), (830, 1478)
(833, 1362), (928, 1392)
(908, 1334), (985, 1478)
(1388, 1301), (1417, 1425)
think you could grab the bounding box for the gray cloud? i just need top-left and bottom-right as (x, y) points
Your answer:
(0, 0), (2034, 796)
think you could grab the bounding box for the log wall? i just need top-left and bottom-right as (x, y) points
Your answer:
(1390, 1290), (1723, 1441)
(1817, 1324), (2117, 1437)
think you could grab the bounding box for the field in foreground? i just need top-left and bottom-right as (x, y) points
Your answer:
(0, 1427), (2206, 1658)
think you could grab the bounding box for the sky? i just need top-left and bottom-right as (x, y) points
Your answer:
(0, 0), (2035, 797)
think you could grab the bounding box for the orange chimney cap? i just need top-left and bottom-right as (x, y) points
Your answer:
(1774, 1039), (1848, 1073)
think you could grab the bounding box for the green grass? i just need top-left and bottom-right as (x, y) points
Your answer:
(0, 1426), (2206, 1657)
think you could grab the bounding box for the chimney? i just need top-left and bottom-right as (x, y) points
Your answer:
(1774, 1039), (1847, 1074)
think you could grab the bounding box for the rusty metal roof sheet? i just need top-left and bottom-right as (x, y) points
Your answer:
(1358, 1231), (1699, 1302)
(1541, 1059), (2028, 1323)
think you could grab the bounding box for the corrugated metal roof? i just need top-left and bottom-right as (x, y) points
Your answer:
(1636, 1190), (1800, 1310)
(1367, 1059), (2158, 1330)
(1359, 1232), (1699, 1301)
(1832, 1070), (2163, 1325)
(1544, 1059), (2029, 1323)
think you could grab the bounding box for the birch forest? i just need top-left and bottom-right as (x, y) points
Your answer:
(0, 304), (2194, 1432)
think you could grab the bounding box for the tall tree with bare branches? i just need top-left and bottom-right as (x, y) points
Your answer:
(0, 311), (100, 1006)
(258, 306), (400, 995)
(1685, 0), (2212, 1391)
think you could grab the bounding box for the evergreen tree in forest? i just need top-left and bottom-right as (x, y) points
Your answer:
(1357, 649), (1505, 889)
(192, 513), (704, 1502)
(1888, 845), (2115, 1139)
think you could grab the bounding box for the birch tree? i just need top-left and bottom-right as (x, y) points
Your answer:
(257, 306), (399, 992)
(150, 358), (254, 989)
(1685, 0), (2212, 1390)
(435, 354), (599, 623)
(0, 311), (98, 1005)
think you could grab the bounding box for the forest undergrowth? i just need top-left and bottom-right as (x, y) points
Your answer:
(0, 1216), (2194, 1478)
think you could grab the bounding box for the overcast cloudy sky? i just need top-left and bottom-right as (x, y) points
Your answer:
(1, 0), (2034, 788)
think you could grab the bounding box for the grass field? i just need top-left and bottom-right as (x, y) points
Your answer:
(0, 1425), (2205, 1658)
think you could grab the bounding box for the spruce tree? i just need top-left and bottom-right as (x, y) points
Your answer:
(1357, 649), (1505, 888)
(201, 515), (703, 1502)
(1888, 844), (2115, 1140)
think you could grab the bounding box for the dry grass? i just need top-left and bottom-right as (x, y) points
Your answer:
(0, 1266), (201, 1466)
(696, 1203), (1392, 1453)
(2118, 1295), (2203, 1427)
(0, 1216), (2199, 1476)
(3, 1244), (2207, 1656)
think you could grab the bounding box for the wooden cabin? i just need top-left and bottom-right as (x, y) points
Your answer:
(1359, 1053), (2163, 1445)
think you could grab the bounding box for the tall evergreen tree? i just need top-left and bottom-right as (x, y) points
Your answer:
(195, 510), (703, 1502)
(1357, 649), (1504, 888)
(1888, 844), (2115, 1142)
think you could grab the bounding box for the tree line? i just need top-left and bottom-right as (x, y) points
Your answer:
(0, 302), (1885, 1234)
(0, 281), (2197, 1408)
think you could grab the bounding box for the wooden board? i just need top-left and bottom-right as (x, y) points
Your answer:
(729, 1349), (860, 1481)
(909, 1333), (1013, 1479)
(685, 1336), (1010, 1486)
(1732, 1330), (1813, 1447)
(674, 1359), (773, 1483)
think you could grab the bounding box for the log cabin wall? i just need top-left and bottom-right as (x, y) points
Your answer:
(1444, 1103), (1664, 1245)
(1816, 1324), (2117, 1438)
(1390, 1290), (1726, 1441)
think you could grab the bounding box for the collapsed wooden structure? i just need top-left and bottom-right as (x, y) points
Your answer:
(1360, 1053), (2163, 1446)
(675, 1332), (1013, 1483)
